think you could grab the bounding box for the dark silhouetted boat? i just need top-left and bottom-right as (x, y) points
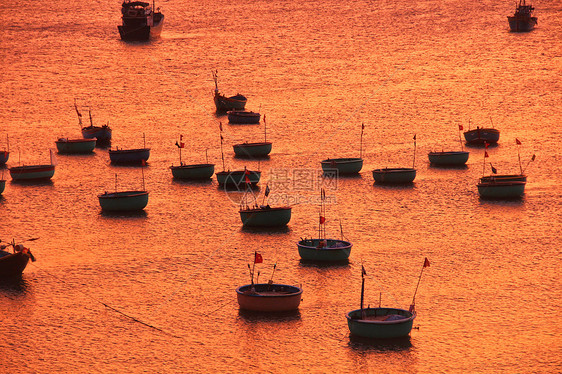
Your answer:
(213, 70), (247, 112)
(239, 185), (291, 227)
(170, 136), (215, 180)
(216, 169), (261, 187)
(428, 151), (469, 165)
(477, 180), (526, 199)
(464, 127), (500, 145)
(508, 0), (537, 32)
(321, 123), (365, 175)
(109, 148), (150, 164)
(118, 0), (164, 41)
(0, 239), (36, 278)
(81, 110), (112, 143)
(9, 151), (57, 181)
(227, 110), (261, 124)
(98, 190), (149, 211)
(233, 114), (272, 158)
(55, 138), (96, 154)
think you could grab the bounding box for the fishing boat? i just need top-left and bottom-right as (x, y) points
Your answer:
(297, 189), (352, 262)
(373, 135), (417, 184)
(0, 239), (36, 278)
(9, 164), (55, 181)
(477, 180), (526, 199)
(109, 148), (150, 164)
(347, 260), (429, 339)
(236, 253), (303, 312)
(372, 168), (416, 184)
(81, 110), (112, 143)
(321, 158), (364, 175)
(98, 173), (149, 211)
(227, 110), (261, 124)
(428, 151), (469, 166)
(464, 127), (500, 145)
(233, 115), (272, 158)
(98, 190), (149, 211)
(480, 174), (526, 183)
(216, 169), (261, 187)
(118, 0), (164, 41)
(55, 138), (96, 154)
(170, 136), (215, 180)
(321, 124), (365, 175)
(212, 70), (247, 112)
(239, 185), (291, 227)
(508, 0), (537, 32)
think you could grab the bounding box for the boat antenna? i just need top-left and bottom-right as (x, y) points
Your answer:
(205, 148), (209, 164)
(412, 134), (417, 169)
(360, 123), (365, 159)
(522, 154), (536, 175)
(89, 109), (93, 127)
(516, 138), (523, 175)
(361, 264), (367, 319)
(489, 116), (494, 129)
(143, 132), (146, 149)
(339, 219), (344, 241)
(268, 263), (277, 285)
(264, 114), (267, 143)
(247, 263), (253, 285)
(482, 142), (489, 176)
(410, 258), (430, 313)
(219, 122), (225, 171)
(458, 124), (464, 152)
(6, 134), (9, 153)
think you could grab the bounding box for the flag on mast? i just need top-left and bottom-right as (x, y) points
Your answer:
(516, 138), (522, 145)
(254, 251), (263, 264)
(458, 124), (463, 131)
(423, 257), (430, 267)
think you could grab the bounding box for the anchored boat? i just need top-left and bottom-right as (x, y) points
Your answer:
(236, 253), (303, 312)
(373, 135), (417, 184)
(321, 123), (365, 175)
(55, 138), (96, 154)
(170, 135), (215, 180)
(212, 70), (247, 112)
(508, 0), (537, 32)
(239, 185), (291, 227)
(118, 0), (164, 41)
(227, 110), (261, 124)
(0, 239), (37, 278)
(233, 114), (272, 158)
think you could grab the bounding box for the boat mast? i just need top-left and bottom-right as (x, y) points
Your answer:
(264, 115), (267, 143)
(360, 265), (366, 319)
(458, 124), (464, 152)
(412, 134), (417, 169)
(410, 258), (430, 313)
(359, 123), (364, 159)
(219, 122), (225, 171)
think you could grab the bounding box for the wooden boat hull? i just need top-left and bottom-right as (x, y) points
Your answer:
(233, 142), (272, 158)
(463, 128), (500, 145)
(0, 251), (31, 278)
(372, 168), (416, 184)
(9, 165), (55, 181)
(227, 110), (261, 124)
(98, 190), (149, 211)
(109, 148), (150, 164)
(239, 206), (292, 227)
(0, 151), (8, 165)
(321, 158), (363, 175)
(170, 164), (215, 180)
(346, 308), (416, 339)
(236, 284), (303, 312)
(216, 170), (261, 187)
(480, 174), (527, 183)
(297, 238), (352, 262)
(82, 126), (112, 142)
(477, 181), (526, 199)
(55, 138), (96, 154)
(0, 180), (5, 194)
(508, 16), (537, 32)
(215, 93), (247, 112)
(118, 13), (164, 41)
(428, 151), (469, 165)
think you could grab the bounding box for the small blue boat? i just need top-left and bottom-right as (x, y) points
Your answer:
(109, 148), (150, 164)
(321, 158), (363, 175)
(477, 180), (526, 199)
(428, 151), (469, 166)
(297, 238), (352, 262)
(372, 168), (416, 184)
(55, 138), (96, 154)
(98, 190), (149, 211)
(346, 307), (416, 339)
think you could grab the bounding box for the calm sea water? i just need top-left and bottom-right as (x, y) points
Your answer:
(1, 0), (561, 372)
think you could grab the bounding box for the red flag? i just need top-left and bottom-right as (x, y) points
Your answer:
(484, 151), (489, 158)
(180, 134), (183, 140)
(244, 169), (250, 184)
(484, 142), (489, 149)
(254, 252), (263, 264)
(516, 138), (522, 145)
(413, 134), (417, 140)
(423, 257), (430, 268)
(458, 124), (463, 131)
(319, 216), (326, 224)
(220, 134), (224, 141)
(531, 154), (536, 161)
(361, 265), (367, 276)
(361, 123), (365, 130)
(180, 142), (185, 148)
